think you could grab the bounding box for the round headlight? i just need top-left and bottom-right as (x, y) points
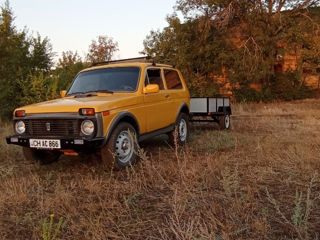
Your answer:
(81, 120), (94, 135)
(15, 121), (25, 134)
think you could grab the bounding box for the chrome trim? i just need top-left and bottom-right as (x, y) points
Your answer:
(13, 113), (83, 120)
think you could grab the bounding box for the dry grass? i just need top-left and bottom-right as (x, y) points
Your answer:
(1, 99), (320, 239)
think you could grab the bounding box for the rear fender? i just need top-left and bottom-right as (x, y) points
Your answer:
(176, 103), (190, 121)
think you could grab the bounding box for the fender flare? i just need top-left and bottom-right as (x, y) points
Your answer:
(175, 102), (190, 121)
(102, 111), (140, 146)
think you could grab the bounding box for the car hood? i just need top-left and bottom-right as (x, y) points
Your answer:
(17, 94), (140, 114)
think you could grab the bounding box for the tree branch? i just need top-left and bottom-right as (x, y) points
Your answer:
(277, 0), (286, 13)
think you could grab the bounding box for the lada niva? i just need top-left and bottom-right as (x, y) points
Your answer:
(6, 58), (190, 169)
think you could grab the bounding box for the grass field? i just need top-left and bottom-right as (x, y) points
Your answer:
(0, 99), (320, 240)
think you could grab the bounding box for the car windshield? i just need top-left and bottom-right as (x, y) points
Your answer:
(67, 67), (140, 95)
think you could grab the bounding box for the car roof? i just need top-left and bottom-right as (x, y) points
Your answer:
(80, 62), (175, 73)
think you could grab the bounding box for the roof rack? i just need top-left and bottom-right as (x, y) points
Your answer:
(90, 56), (175, 67)
(91, 56), (152, 67)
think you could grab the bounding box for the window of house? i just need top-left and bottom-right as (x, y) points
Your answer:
(164, 69), (183, 89)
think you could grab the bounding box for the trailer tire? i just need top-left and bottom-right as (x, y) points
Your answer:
(219, 114), (230, 130)
(168, 112), (189, 145)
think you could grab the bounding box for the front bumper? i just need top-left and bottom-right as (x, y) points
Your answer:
(6, 135), (105, 151)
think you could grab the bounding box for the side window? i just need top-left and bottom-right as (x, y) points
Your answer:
(164, 69), (183, 90)
(145, 69), (164, 90)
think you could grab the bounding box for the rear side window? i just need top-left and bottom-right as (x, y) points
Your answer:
(145, 69), (164, 90)
(164, 69), (183, 90)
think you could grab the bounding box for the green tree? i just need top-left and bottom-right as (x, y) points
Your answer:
(86, 35), (118, 63)
(29, 34), (54, 73)
(54, 51), (87, 91)
(143, 14), (228, 96)
(0, 1), (53, 118)
(21, 72), (58, 105)
(143, 0), (320, 100)
(0, 1), (30, 119)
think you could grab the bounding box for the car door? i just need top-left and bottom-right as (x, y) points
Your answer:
(143, 68), (171, 132)
(162, 68), (185, 124)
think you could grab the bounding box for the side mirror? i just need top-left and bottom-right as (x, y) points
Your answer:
(60, 90), (67, 98)
(143, 84), (160, 94)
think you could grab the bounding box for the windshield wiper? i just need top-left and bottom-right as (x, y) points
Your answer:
(91, 90), (114, 94)
(67, 91), (85, 96)
(67, 90), (113, 97)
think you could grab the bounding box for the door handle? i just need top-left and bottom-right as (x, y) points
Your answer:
(165, 94), (170, 98)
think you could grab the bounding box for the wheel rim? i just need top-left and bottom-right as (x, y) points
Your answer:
(225, 115), (230, 129)
(179, 119), (187, 142)
(115, 130), (134, 163)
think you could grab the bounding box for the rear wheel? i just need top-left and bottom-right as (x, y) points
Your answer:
(23, 148), (61, 165)
(219, 114), (230, 130)
(168, 112), (189, 145)
(100, 122), (139, 170)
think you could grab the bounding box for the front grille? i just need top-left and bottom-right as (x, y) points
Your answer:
(25, 119), (80, 138)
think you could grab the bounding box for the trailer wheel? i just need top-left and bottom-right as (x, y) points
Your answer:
(168, 112), (189, 145)
(23, 148), (61, 164)
(219, 114), (230, 130)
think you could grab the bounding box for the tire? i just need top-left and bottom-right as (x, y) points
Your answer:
(219, 114), (230, 130)
(168, 112), (189, 145)
(100, 122), (139, 170)
(23, 147), (61, 165)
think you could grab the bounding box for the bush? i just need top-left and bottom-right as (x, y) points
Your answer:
(270, 72), (312, 101)
(234, 88), (262, 102)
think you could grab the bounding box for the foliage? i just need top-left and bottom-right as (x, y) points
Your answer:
(86, 35), (118, 63)
(54, 51), (88, 91)
(0, 2), (117, 119)
(233, 88), (262, 102)
(21, 72), (58, 105)
(143, 14), (229, 96)
(0, 1), (53, 119)
(269, 71), (312, 101)
(143, 0), (320, 101)
(42, 214), (64, 240)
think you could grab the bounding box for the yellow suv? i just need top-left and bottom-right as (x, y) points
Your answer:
(6, 58), (190, 169)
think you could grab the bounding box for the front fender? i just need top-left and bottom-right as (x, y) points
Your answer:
(102, 111), (140, 146)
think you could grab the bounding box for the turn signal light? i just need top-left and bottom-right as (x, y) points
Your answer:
(79, 108), (95, 116)
(15, 110), (25, 117)
(103, 111), (110, 116)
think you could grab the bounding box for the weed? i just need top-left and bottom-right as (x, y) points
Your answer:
(220, 165), (239, 198)
(42, 214), (64, 240)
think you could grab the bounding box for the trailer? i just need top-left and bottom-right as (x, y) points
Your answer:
(189, 97), (232, 129)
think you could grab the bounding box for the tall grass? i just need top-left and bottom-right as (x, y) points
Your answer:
(0, 99), (319, 239)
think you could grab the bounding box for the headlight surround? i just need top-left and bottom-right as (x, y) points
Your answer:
(15, 121), (25, 134)
(81, 120), (95, 136)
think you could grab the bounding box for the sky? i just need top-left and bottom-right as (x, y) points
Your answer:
(7, 0), (177, 62)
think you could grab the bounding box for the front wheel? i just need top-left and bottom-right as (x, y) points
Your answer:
(100, 122), (139, 170)
(23, 148), (61, 165)
(168, 112), (189, 145)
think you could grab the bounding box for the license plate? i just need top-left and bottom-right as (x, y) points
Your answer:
(29, 139), (61, 149)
